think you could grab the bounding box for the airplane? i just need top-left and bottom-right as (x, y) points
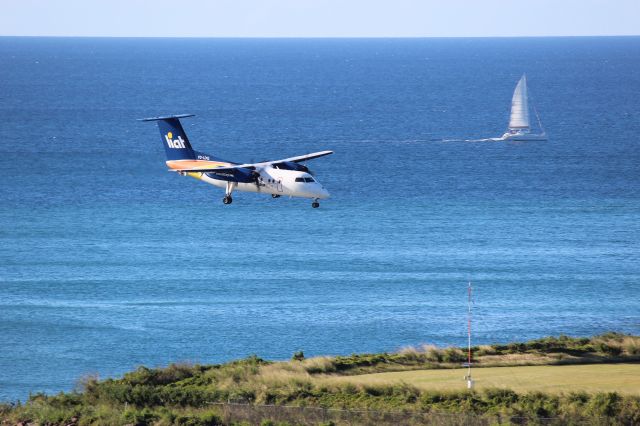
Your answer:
(140, 114), (333, 208)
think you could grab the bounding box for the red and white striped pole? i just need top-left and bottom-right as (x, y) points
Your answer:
(468, 282), (472, 369)
(466, 282), (474, 389)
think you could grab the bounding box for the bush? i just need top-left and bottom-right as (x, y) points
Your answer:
(173, 412), (223, 426)
(516, 392), (559, 419)
(506, 342), (527, 354)
(292, 351), (305, 361)
(422, 345), (443, 363)
(483, 388), (518, 406)
(260, 420), (293, 426)
(586, 392), (620, 418)
(122, 407), (159, 426)
(618, 396), (640, 425)
(397, 346), (421, 361)
(621, 336), (640, 355)
(476, 345), (497, 356)
(302, 357), (337, 374)
(595, 342), (622, 356)
(442, 347), (466, 363)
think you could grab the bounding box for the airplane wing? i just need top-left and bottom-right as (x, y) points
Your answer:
(170, 150), (333, 173)
(271, 150), (334, 164)
(171, 165), (254, 173)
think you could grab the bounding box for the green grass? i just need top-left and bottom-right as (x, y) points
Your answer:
(328, 363), (640, 395)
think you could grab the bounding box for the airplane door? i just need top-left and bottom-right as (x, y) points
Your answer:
(277, 178), (283, 192)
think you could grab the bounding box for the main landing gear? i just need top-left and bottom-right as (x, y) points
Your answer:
(272, 194), (281, 199)
(223, 181), (236, 205)
(312, 199), (320, 208)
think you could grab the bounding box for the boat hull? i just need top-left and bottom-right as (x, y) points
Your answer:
(501, 132), (547, 141)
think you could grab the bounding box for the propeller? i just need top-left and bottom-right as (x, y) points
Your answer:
(251, 169), (263, 191)
(247, 158), (262, 190)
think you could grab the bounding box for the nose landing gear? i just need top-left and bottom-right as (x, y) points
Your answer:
(223, 195), (233, 204)
(311, 199), (320, 208)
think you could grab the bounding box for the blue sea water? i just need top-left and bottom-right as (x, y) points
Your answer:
(0, 37), (639, 402)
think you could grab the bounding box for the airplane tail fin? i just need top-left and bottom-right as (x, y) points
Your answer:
(140, 114), (196, 161)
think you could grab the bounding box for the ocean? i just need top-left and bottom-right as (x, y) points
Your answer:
(0, 37), (639, 402)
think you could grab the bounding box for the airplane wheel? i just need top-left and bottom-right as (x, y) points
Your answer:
(272, 194), (281, 199)
(312, 202), (320, 208)
(223, 196), (233, 205)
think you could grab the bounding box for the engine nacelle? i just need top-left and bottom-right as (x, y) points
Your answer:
(206, 167), (256, 183)
(273, 161), (309, 173)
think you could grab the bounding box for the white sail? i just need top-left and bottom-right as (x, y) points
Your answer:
(501, 74), (547, 141)
(508, 74), (530, 129)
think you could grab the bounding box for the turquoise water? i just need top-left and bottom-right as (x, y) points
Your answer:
(0, 37), (639, 401)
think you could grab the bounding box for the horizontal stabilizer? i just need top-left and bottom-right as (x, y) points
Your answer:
(138, 114), (195, 122)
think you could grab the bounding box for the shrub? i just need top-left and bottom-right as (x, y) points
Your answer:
(621, 336), (640, 355)
(516, 391), (559, 419)
(476, 345), (497, 356)
(259, 420), (292, 426)
(597, 332), (626, 341)
(483, 388), (518, 406)
(506, 342), (527, 354)
(617, 396), (640, 425)
(0, 403), (14, 416)
(398, 346), (419, 359)
(340, 383), (358, 395)
(442, 347), (466, 363)
(173, 412), (223, 426)
(421, 345), (443, 363)
(292, 351), (305, 361)
(302, 357), (337, 374)
(586, 392), (620, 418)
(122, 407), (159, 426)
(595, 342), (622, 356)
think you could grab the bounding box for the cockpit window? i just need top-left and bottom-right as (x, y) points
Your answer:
(295, 176), (316, 183)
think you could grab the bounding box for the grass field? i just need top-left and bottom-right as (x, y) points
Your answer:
(329, 363), (640, 395)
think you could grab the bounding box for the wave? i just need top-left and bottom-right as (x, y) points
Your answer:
(441, 137), (505, 142)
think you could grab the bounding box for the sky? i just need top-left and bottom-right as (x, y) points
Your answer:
(2, 0), (639, 38)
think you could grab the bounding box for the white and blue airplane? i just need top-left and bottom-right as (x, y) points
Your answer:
(141, 114), (332, 208)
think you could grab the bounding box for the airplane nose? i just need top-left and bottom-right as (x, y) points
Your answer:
(318, 186), (330, 199)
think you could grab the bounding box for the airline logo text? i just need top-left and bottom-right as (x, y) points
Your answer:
(165, 132), (187, 149)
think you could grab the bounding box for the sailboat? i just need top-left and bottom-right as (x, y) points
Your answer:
(501, 74), (547, 141)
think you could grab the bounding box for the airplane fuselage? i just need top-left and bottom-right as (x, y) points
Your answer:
(180, 166), (330, 200)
